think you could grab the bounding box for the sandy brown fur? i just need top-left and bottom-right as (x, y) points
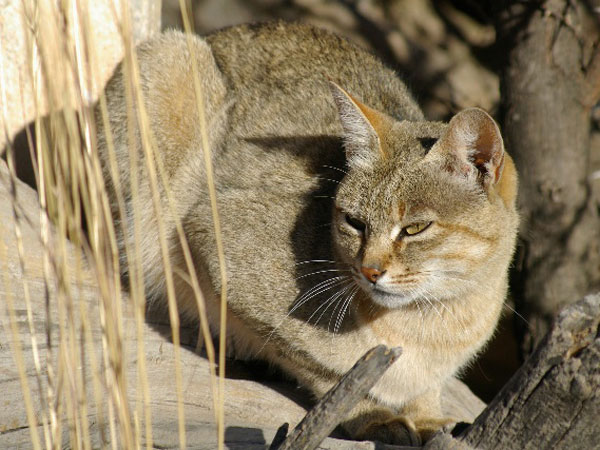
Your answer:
(96, 22), (519, 445)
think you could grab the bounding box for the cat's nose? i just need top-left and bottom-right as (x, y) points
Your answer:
(361, 266), (385, 284)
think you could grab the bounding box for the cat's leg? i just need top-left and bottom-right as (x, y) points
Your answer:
(341, 388), (456, 445)
(283, 362), (419, 445)
(400, 387), (457, 442)
(341, 398), (421, 445)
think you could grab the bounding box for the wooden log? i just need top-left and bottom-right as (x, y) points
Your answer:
(458, 293), (600, 449)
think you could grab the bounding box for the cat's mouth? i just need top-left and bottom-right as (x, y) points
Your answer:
(353, 272), (422, 309)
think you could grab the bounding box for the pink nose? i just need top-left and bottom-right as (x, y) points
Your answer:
(361, 266), (384, 283)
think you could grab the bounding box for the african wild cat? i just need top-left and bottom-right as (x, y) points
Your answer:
(96, 22), (518, 445)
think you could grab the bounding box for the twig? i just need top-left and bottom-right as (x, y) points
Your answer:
(274, 345), (402, 450)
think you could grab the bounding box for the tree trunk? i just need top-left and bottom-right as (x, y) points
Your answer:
(493, 0), (600, 355)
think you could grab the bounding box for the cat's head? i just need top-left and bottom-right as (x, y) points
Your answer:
(329, 83), (519, 309)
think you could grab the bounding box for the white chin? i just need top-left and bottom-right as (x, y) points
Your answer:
(368, 289), (419, 309)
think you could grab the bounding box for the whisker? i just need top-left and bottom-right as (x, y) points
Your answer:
(390, 277), (419, 284)
(313, 195), (336, 200)
(438, 298), (471, 337)
(415, 298), (427, 343)
(334, 286), (359, 334)
(422, 270), (484, 292)
(291, 276), (350, 313)
(434, 269), (465, 277)
(420, 292), (448, 335)
(413, 284), (463, 338)
(306, 294), (339, 326)
(426, 290), (470, 337)
(296, 268), (350, 280)
(316, 176), (341, 184)
(403, 284), (426, 342)
(410, 271), (489, 336)
(258, 276), (350, 354)
(322, 165), (349, 175)
(310, 282), (354, 327)
(503, 302), (530, 326)
(333, 294), (351, 335)
(328, 284), (357, 334)
(328, 286), (358, 354)
(295, 260), (337, 265)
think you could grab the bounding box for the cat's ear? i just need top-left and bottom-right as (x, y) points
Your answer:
(430, 107), (505, 189)
(329, 82), (388, 170)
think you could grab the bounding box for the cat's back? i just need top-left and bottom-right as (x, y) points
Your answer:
(193, 22), (426, 196)
(205, 22), (423, 137)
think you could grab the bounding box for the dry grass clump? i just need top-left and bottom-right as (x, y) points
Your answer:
(1, 1), (226, 448)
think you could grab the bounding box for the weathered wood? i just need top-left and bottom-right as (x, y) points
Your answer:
(492, 0), (600, 353)
(277, 345), (402, 450)
(457, 294), (600, 449)
(0, 0), (161, 153)
(423, 433), (474, 450)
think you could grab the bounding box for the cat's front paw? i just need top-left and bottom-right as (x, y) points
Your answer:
(355, 416), (421, 446)
(414, 416), (458, 442)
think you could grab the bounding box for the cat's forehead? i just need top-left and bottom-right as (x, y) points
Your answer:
(399, 166), (483, 216)
(386, 120), (447, 152)
(393, 120), (447, 138)
(371, 120), (448, 171)
(373, 168), (461, 214)
(338, 118), (484, 220)
(339, 149), (482, 222)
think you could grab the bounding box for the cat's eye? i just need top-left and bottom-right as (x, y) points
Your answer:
(345, 214), (366, 232)
(402, 221), (432, 236)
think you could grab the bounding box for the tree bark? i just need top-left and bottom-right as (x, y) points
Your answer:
(458, 293), (600, 449)
(492, 0), (600, 354)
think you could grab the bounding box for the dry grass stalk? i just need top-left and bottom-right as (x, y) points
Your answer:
(177, 1), (229, 448)
(1, 1), (224, 448)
